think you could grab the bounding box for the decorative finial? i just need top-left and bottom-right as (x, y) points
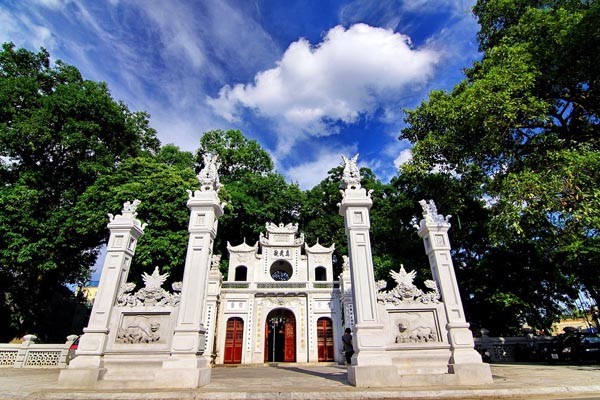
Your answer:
(108, 199), (147, 230)
(418, 199), (451, 226)
(211, 254), (221, 271)
(141, 267), (169, 290)
(342, 255), (350, 271)
(340, 154), (361, 190)
(123, 199), (141, 216)
(197, 153), (222, 192)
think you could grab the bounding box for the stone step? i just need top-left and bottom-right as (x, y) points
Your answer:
(101, 368), (159, 381)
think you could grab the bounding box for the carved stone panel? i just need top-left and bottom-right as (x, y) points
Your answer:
(109, 312), (173, 351)
(386, 307), (446, 346)
(115, 313), (168, 344)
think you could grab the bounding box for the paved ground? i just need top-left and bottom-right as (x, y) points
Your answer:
(1, 363), (600, 400)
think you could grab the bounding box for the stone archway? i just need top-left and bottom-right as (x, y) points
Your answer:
(264, 308), (296, 362)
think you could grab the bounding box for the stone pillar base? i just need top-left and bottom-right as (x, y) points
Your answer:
(58, 368), (104, 388)
(449, 362), (493, 385)
(57, 356), (212, 389)
(347, 365), (398, 387)
(155, 367), (211, 388)
(58, 366), (211, 389)
(160, 355), (211, 388)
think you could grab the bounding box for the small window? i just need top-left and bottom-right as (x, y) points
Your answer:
(234, 266), (247, 281)
(315, 266), (327, 281)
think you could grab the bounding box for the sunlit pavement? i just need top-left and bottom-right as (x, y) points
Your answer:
(1, 363), (600, 400)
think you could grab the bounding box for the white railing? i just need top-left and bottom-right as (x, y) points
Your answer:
(0, 334), (77, 368)
(221, 282), (250, 289)
(313, 282), (340, 289)
(257, 282), (307, 289)
(222, 281), (341, 290)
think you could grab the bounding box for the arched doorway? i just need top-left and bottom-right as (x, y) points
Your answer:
(264, 309), (296, 362)
(224, 317), (244, 364)
(316, 317), (334, 361)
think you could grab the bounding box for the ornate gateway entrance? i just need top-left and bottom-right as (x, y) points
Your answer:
(217, 222), (343, 365)
(265, 309), (296, 362)
(316, 317), (334, 361)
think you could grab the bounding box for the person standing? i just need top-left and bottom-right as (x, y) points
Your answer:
(342, 328), (354, 365)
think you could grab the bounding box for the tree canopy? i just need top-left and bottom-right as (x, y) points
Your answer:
(400, 0), (600, 333)
(0, 43), (160, 341)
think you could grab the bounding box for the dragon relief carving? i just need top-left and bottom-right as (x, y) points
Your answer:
(376, 265), (440, 305)
(117, 267), (182, 307)
(394, 319), (438, 344)
(116, 316), (161, 344)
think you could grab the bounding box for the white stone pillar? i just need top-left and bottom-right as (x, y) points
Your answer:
(338, 155), (396, 386)
(59, 200), (146, 386)
(159, 153), (224, 388)
(416, 200), (492, 384)
(339, 188), (381, 329)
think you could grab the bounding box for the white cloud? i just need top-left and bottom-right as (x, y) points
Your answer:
(207, 23), (440, 154)
(340, 0), (475, 34)
(400, 0), (473, 14)
(0, 8), (56, 51)
(139, 4), (206, 69)
(135, 1), (279, 84)
(31, 0), (70, 10)
(416, 5), (480, 91)
(394, 148), (412, 168)
(285, 146), (357, 190)
(0, 0), (282, 154)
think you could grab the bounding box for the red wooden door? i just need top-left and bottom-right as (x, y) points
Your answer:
(224, 317), (243, 364)
(317, 317), (334, 361)
(284, 314), (296, 362)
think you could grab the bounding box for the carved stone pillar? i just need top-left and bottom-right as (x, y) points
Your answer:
(160, 153), (224, 388)
(338, 154), (396, 386)
(416, 200), (492, 384)
(59, 200), (146, 386)
(204, 254), (223, 362)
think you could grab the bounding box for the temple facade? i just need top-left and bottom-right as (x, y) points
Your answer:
(207, 222), (348, 365)
(60, 152), (491, 389)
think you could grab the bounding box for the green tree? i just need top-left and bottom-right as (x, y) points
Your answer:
(300, 166), (348, 275)
(73, 145), (197, 283)
(0, 43), (160, 341)
(399, 0), (599, 332)
(195, 129), (273, 183)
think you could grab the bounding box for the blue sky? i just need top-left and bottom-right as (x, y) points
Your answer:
(0, 0), (480, 189)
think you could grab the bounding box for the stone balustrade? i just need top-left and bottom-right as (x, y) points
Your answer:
(0, 332), (556, 368)
(474, 331), (553, 362)
(221, 281), (340, 290)
(0, 334), (78, 368)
